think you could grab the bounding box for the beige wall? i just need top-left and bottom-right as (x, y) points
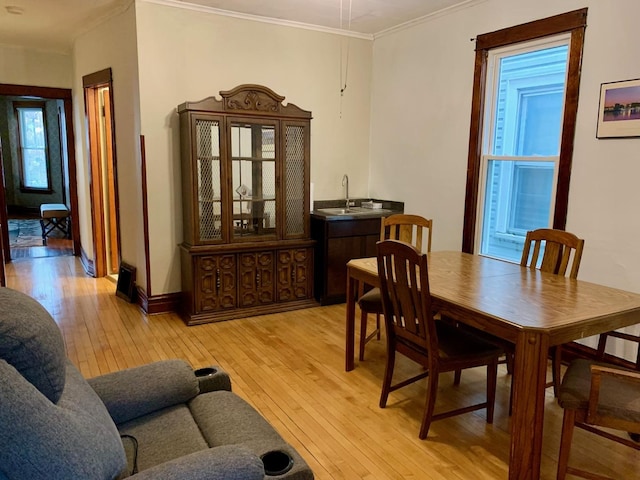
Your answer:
(135, 1), (373, 293)
(0, 45), (72, 88)
(369, 0), (640, 358)
(72, 2), (142, 279)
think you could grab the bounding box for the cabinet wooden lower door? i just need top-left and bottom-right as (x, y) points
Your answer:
(196, 254), (237, 313)
(277, 248), (312, 302)
(239, 251), (274, 308)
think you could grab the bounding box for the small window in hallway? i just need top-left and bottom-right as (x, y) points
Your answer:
(15, 102), (50, 191)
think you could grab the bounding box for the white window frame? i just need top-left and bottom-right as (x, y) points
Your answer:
(474, 35), (570, 260)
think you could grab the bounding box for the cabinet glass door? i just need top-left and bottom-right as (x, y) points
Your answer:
(283, 122), (308, 237)
(230, 120), (277, 240)
(196, 118), (222, 242)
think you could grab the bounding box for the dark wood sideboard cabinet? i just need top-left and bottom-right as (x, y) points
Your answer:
(311, 216), (381, 305)
(177, 84), (316, 325)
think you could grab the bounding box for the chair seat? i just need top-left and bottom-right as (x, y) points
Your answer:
(436, 321), (503, 363)
(40, 203), (70, 219)
(396, 321), (502, 364)
(559, 359), (640, 423)
(450, 320), (514, 352)
(357, 288), (383, 314)
(40, 203), (70, 245)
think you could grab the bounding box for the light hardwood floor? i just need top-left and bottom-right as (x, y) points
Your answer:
(5, 256), (639, 479)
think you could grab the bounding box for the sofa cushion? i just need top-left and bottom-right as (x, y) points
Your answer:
(0, 360), (127, 480)
(0, 287), (66, 403)
(128, 445), (264, 480)
(118, 404), (209, 472)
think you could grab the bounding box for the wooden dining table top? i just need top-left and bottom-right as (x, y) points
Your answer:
(347, 251), (640, 346)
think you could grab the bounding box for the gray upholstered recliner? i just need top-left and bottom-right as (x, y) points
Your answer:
(0, 287), (314, 480)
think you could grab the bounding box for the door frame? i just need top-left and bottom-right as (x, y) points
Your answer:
(83, 68), (120, 277)
(0, 83), (80, 264)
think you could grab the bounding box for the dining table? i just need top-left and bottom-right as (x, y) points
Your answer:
(345, 251), (640, 480)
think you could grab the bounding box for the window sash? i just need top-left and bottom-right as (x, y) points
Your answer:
(477, 155), (559, 262)
(474, 35), (569, 262)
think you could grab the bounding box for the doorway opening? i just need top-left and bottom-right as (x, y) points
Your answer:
(0, 84), (79, 278)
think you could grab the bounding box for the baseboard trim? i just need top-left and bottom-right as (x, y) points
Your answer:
(80, 246), (95, 277)
(137, 287), (180, 315)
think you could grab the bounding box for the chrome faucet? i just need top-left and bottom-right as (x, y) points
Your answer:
(342, 174), (350, 209)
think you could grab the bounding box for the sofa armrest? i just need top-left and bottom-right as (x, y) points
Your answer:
(88, 359), (199, 425)
(130, 445), (264, 480)
(194, 366), (232, 393)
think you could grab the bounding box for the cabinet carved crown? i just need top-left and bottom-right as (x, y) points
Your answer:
(180, 84), (310, 118)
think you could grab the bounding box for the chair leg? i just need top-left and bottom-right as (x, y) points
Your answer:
(551, 345), (562, 397)
(419, 369), (439, 439)
(360, 310), (382, 361)
(505, 353), (514, 374)
(359, 309), (368, 361)
(40, 219), (47, 246)
(379, 345), (396, 408)
(453, 369), (461, 385)
(556, 409), (576, 480)
(508, 376), (514, 416)
(486, 358), (498, 424)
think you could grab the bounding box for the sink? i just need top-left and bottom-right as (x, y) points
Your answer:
(316, 207), (393, 216)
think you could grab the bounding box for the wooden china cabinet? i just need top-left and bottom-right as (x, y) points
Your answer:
(177, 84), (315, 325)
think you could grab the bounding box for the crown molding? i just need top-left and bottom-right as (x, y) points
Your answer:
(374, 0), (487, 39)
(141, 0), (373, 41)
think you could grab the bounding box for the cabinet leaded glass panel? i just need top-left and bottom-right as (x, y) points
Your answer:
(196, 119), (222, 241)
(285, 125), (305, 236)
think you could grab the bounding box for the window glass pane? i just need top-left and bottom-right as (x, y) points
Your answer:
(481, 159), (555, 262)
(19, 108), (45, 148)
(510, 164), (553, 230)
(23, 149), (48, 188)
(491, 45), (568, 157)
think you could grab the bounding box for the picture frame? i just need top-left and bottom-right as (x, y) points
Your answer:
(596, 78), (640, 138)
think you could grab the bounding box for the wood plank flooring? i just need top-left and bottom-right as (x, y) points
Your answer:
(4, 255), (639, 479)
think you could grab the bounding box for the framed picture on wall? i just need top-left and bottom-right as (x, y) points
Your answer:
(596, 78), (640, 138)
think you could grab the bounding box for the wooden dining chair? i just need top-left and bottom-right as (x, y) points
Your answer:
(357, 214), (432, 361)
(556, 358), (640, 479)
(521, 228), (585, 394)
(452, 228), (585, 412)
(376, 239), (502, 439)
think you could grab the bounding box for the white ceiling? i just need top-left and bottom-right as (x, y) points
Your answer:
(0, 0), (470, 52)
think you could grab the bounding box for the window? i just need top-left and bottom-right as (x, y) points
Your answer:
(462, 9), (587, 260)
(15, 102), (50, 191)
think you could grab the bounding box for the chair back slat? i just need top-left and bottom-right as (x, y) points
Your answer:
(381, 214), (433, 253)
(520, 228), (584, 279)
